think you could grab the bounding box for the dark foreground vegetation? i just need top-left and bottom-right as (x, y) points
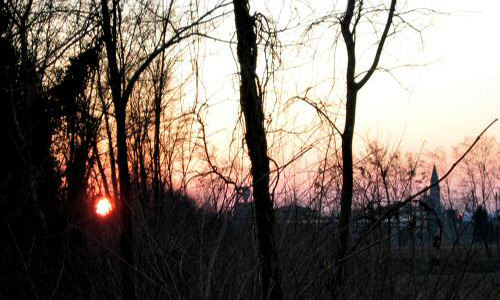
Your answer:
(3, 190), (500, 299)
(1, 0), (499, 299)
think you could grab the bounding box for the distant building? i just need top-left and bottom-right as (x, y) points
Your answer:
(425, 165), (443, 238)
(232, 187), (323, 226)
(379, 165), (446, 246)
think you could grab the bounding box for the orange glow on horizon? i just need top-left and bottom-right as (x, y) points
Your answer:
(95, 197), (113, 217)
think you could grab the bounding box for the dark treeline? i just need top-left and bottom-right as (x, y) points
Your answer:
(1, 1), (499, 299)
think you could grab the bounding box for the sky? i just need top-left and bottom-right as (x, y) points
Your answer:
(355, 0), (500, 151)
(182, 0), (499, 160)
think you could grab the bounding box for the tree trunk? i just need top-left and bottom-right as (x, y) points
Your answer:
(232, 1), (283, 299)
(336, 84), (357, 296)
(104, 102), (119, 197)
(153, 91), (161, 207)
(335, 2), (358, 295)
(138, 127), (148, 208)
(93, 142), (112, 198)
(100, 0), (136, 299)
(335, 1), (396, 296)
(114, 102), (136, 300)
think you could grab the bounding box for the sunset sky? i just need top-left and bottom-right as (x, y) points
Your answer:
(190, 0), (499, 156)
(355, 0), (500, 151)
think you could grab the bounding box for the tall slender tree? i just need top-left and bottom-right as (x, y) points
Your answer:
(99, 2), (136, 298)
(335, 0), (397, 296)
(232, 1), (283, 299)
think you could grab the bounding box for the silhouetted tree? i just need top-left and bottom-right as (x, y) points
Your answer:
(99, 1), (229, 298)
(472, 205), (490, 244)
(50, 42), (102, 245)
(0, 0), (63, 297)
(335, 0), (396, 295)
(232, 1), (283, 299)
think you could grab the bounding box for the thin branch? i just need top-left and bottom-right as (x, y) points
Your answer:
(293, 91), (343, 137)
(356, 0), (396, 89)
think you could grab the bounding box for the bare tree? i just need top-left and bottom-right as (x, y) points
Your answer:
(50, 42), (102, 246)
(98, 0), (229, 298)
(232, 0), (283, 299)
(0, 0), (98, 297)
(334, 0), (397, 294)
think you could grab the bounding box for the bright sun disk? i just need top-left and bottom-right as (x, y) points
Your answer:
(96, 197), (112, 217)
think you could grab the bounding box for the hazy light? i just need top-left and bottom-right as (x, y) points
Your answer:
(96, 197), (113, 217)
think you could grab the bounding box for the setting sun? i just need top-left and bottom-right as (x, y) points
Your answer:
(95, 197), (113, 217)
